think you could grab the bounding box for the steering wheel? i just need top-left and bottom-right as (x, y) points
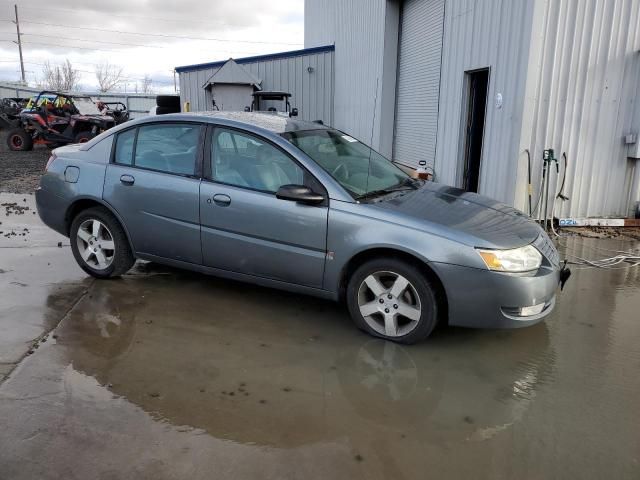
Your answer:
(332, 163), (349, 180)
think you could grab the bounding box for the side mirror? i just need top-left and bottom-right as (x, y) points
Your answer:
(290, 107), (299, 117)
(276, 184), (324, 205)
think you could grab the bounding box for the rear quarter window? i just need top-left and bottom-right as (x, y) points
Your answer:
(114, 129), (135, 165)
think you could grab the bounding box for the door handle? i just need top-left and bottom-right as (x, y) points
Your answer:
(212, 194), (231, 206)
(120, 174), (135, 186)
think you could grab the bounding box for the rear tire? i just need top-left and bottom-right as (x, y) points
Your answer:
(346, 258), (439, 344)
(6, 128), (33, 151)
(70, 207), (135, 279)
(74, 131), (94, 143)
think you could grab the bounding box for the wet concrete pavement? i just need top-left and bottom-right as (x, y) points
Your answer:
(0, 194), (639, 479)
(0, 193), (88, 379)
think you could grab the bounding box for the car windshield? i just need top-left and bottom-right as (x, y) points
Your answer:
(72, 97), (101, 115)
(284, 129), (413, 199)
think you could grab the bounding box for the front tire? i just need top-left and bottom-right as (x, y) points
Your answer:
(70, 207), (135, 278)
(6, 128), (33, 151)
(346, 258), (439, 344)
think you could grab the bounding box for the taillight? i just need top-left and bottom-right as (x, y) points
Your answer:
(46, 152), (57, 171)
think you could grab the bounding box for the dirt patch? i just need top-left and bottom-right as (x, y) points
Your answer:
(561, 226), (640, 241)
(0, 131), (50, 194)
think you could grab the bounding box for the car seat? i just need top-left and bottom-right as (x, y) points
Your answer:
(136, 150), (170, 173)
(254, 145), (301, 192)
(214, 151), (249, 187)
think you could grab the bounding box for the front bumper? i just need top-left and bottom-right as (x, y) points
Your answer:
(431, 262), (564, 329)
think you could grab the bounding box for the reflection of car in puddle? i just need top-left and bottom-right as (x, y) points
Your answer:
(336, 326), (553, 439)
(355, 341), (418, 401)
(56, 280), (139, 361)
(53, 273), (553, 449)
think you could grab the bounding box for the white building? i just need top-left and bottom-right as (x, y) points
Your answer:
(305, 0), (640, 219)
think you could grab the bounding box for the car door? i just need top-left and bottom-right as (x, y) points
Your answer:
(103, 122), (204, 264)
(200, 126), (328, 288)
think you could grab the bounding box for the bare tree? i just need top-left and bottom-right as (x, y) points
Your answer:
(139, 75), (153, 94)
(39, 59), (80, 91)
(95, 61), (124, 93)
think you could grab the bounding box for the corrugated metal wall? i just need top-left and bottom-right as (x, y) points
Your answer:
(305, 0), (393, 153)
(393, 0), (445, 168)
(307, 0), (640, 217)
(178, 50), (334, 126)
(0, 82), (156, 118)
(520, 0), (640, 218)
(434, 0), (536, 205)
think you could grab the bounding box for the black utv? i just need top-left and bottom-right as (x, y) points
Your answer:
(0, 97), (27, 130)
(97, 101), (129, 125)
(6, 91), (116, 151)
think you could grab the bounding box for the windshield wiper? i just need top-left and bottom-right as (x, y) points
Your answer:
(357, 178), (418, 201)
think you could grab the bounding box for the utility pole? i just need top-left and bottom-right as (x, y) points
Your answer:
(13, 4), (26, 84)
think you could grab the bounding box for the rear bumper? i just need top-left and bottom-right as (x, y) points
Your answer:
(432, 262), (561, 329)
(35, 186), (69, 237)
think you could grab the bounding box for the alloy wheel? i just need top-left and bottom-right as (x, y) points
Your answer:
(357, 271), (422, 337)
(76, 219), (115, 270)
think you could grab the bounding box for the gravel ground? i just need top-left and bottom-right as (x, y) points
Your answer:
(0, 131), (50, 193)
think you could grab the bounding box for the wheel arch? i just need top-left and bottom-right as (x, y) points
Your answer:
(338, 247), (449, 325)
(65, 197), (135, 253)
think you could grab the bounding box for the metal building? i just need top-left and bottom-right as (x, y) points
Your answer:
(305, 0), (640, 219)
(176, 46), (335, 126)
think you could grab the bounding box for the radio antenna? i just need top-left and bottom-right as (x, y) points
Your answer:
(364, 77), (379, 197)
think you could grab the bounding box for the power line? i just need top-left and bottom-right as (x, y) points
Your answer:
(21, 33), (164, 49)
(17, 33), (273, 56)
(16, 20), (303, 46)
(0, 2), (304, 37)
(0, 38), (120, 53)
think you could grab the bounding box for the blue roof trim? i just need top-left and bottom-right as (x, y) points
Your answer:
(175, 45), (335, 73)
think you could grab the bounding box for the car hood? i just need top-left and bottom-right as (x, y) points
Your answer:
(368, 182), (543, 249)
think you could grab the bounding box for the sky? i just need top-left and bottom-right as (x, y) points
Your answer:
(0, 0), (304, 93)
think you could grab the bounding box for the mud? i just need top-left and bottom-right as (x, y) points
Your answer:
(0, 194), (639, 479)
(0, 131), (50, 193)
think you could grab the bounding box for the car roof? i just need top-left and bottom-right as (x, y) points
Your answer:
(131, 111), (331, 135)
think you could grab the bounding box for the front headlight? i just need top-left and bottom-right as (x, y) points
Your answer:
(476, 245), (542, 272)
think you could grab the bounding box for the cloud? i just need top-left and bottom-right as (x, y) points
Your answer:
(0, 0), (304, 92)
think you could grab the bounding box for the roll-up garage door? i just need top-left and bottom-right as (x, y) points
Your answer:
(393, 0), (445, 169)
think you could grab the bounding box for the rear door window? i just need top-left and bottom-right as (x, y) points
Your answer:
(134, 124), (200, 175)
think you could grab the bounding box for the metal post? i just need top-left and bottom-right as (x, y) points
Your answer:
(542, 163), (550, 229)
(173, 70), (177, 93)
(13, 4), (25, 84)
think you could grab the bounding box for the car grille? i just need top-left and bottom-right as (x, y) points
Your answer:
(534, 232), (560, 268)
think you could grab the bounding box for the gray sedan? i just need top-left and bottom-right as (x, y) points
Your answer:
(36, 112), (567, 343)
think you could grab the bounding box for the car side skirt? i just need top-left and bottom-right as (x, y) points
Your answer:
(136, 253), (338, 301)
